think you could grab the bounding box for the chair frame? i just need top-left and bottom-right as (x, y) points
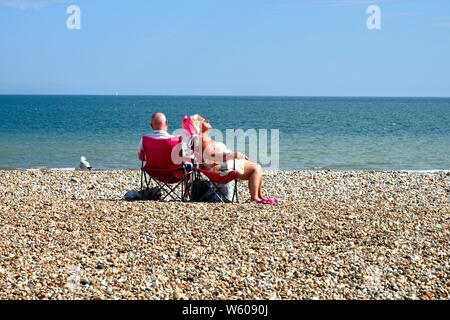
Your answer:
(192, 165), (239, 203)
(140, 150), (193, 202)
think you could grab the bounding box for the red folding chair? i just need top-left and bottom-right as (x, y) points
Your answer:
(193, 165), (239, 203)
(140, 136), (193, 202)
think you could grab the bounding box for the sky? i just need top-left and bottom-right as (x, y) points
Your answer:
(0, 0), (449, 96)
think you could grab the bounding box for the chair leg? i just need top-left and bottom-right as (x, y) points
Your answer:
(147, 179), (173, 202)
(140, 169), (144, 197)
(180, 175), (192, 203)
(190, 174), (195, 202)
(198, 177), (232, 203)
(160, 179), (186, 202)
(181, 179), (184, 202)
(160, 183), (179, 201)
(182, 173), (193, 202)
(141, 169), (194, 202)
(141, 170), (152, 199)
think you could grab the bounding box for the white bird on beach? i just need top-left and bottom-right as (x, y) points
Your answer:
(80, 156), (92, 170)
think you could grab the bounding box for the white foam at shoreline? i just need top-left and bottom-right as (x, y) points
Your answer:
(16, 168), (450, 174)
(26, 168), (76, 171)
(263, 169), (450, 175)
(400, 170), (450, 173)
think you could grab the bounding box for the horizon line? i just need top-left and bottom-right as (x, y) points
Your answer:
(1, 93), (450, 99)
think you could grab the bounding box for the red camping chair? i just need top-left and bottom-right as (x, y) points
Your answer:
(193, 165), (239, 203)
(140, 136), (193, 202)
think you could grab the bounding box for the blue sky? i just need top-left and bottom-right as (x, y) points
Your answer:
(0, 0), (449, 96)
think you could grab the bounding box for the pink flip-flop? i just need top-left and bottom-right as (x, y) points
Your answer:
(262, 197), (279, 204)
(256, 198), (278, 205)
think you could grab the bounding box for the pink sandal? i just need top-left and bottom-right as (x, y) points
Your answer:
(262, 197), (279, 204)
(256, 197), (278, 205)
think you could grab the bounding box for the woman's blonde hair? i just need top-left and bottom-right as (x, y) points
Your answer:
(190, 114), (205, 136)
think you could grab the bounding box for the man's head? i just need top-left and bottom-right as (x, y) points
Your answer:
(151, 112), (168, 131)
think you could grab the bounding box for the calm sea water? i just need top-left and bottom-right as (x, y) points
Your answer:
(0, 95), (449, 171)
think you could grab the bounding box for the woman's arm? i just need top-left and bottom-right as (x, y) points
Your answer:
(207, 143), (248, 162)
(232, 152), (249, 161)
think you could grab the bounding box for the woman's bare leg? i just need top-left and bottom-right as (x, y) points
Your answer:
(254, 164), (264, 199)
(238, 162), (263, 202)
(258, 175), (263, 199)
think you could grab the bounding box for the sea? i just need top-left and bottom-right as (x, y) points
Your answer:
(0, 95), (449, 171)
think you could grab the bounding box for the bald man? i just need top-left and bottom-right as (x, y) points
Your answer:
(139, 112), (174, 159)
(148, 112), (173, 138)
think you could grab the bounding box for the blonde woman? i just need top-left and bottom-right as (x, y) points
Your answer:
(184, 114), (278, 205)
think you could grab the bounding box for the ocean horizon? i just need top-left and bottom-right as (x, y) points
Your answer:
(1, 95), (449, 171)
(2, 94), (450, 98)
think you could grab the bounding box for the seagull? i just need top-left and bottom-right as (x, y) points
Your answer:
(80, 156), (92, 170)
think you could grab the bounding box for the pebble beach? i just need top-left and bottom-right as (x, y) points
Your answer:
(0, 169), (449, 300)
